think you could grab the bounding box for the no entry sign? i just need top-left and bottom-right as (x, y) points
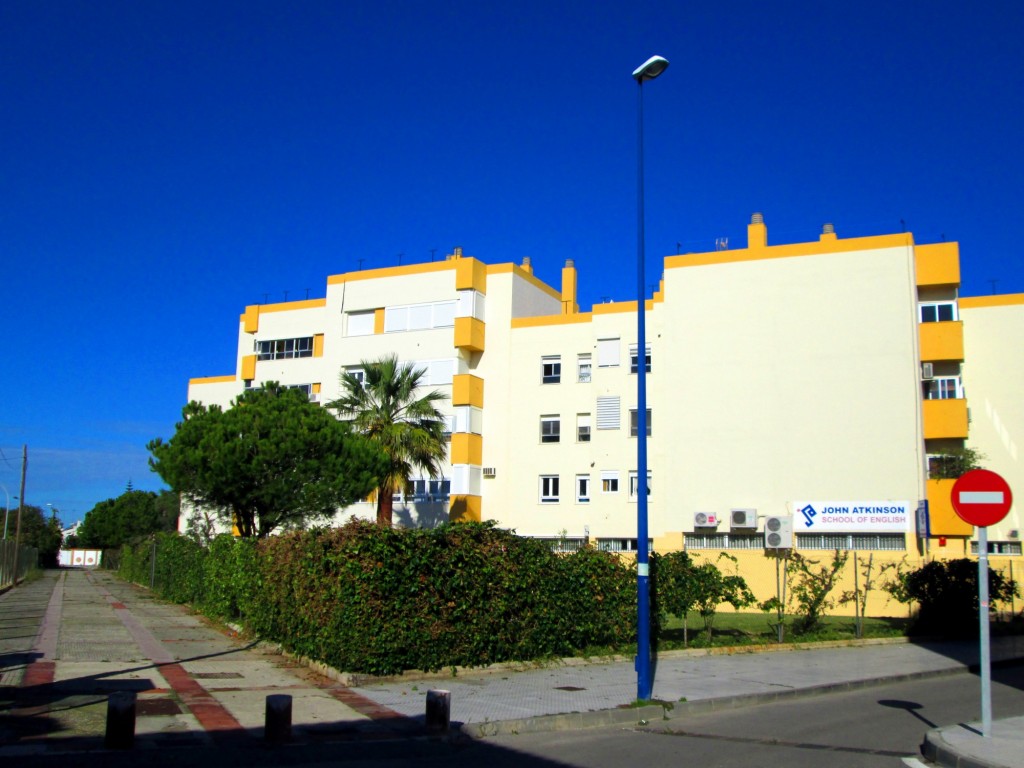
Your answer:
(951, 469), (1013, 528)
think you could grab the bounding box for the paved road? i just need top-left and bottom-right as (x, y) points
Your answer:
(3, 568), (1024, 768)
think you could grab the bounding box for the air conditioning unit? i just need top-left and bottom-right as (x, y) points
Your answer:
(921, 362), (934, 380)
(694, 512), (719, 528)
(730, 508), (757, 528)
(764, 516), (793, 549)
(308, 392), (321, 402)
(482, 467), (497, 478)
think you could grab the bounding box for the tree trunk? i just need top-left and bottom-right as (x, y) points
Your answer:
(377, 487), (394, 527)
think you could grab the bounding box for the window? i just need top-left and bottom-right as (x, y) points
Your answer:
(629, 343), (652, 374)
(539, 475), (560, 503)
(534, 537), (586, 553)
(384, 301), (456, 332)
(597, 338), (620, 367)
(410, 478), (451, 502)
(576, 475), (590, 503)
(346, 311), (375, 336)
(577, 414), (591, 442)
(540, 416), (561, 443)
(577, 355), (592, 383)
(542, 356), (561, 384)
(685, 533), (763, 550)
(601, 471), (620, 494)
(629, 408), (652, 437)
(970, 541), (1022, 556)
(256, 337), (313, 360)
(796, 533), (905, 551)
(924, 376), (962, 400)
(919, 301), (957, 323)
(596, 396), (620, 430)
(345, 367), (365, 387)
(597, 538), (652, 553)
(628, 471), (652, 500)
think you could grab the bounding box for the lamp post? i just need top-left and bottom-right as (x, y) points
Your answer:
(1, 485), (9, 540)
(632, 54), (668, 702)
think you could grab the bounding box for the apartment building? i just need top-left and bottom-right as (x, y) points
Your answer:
(186, 215), (1018, 566)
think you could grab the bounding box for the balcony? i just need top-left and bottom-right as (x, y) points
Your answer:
(915, 242), (960, 287)
(922, 398), (969, 440)
(926, 478), (973, 536)
(919, 321), (964, 362)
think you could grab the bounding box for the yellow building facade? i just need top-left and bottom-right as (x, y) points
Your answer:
(186, 215), (1020, 615)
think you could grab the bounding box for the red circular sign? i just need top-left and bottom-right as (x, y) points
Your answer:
(951, 469), (1013, 527)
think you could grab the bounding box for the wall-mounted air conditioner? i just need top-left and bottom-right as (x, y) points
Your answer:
(694, 512), (719, 528)
(730, 509), (757, 528)
(482, 467), (497, 478)
(921, 362), (934, 380)
(764, 516), (793, 549)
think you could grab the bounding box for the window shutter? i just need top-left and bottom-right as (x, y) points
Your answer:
(596, 396), (620, 429)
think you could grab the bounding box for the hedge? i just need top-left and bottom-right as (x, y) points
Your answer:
(119, 521), (636, 675)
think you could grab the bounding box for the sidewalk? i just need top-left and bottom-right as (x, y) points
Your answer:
(2, 569), (1022, 767)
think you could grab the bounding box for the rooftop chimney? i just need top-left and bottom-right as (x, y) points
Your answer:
(748, 212), (767, 249)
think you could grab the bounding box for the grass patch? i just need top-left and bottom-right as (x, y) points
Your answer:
(655, 612), (909, 650)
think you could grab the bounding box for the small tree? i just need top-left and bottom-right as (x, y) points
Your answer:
(149, 384), (389, 537)
(692, 554), (756, 643)
(838, 552), (878, 638)
(787, 550), (848, 634)
(651, 551), (700, 647)
(78, 489), (178, 549)
(928, 447), (985, 479)
(14, 505), (63, 567)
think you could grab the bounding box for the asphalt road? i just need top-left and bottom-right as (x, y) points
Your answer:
(15, 663), (1024, 768)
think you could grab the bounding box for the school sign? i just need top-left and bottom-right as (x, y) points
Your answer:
(792, 501), (912, 533)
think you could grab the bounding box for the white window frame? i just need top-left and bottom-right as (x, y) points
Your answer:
(577, 354), (592, 383)
(346, 311), (375, 336)
(577, 413), (591, 442)
(539, 475), (560, 504)
(919, 301), (958, 323)
(629, 343), (652, 374)
(576, 475), (590, 504)
(629, 408), (652, 437)
(924, 376), (962, 400)
(541, 355), (562, 384)
(540, 415), (561, 443)
(601, 471), (620, 494)
(628, 470), (652, 501)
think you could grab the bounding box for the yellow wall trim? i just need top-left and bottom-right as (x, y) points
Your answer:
(255, 298), (327, 314)
(487, 263), (562, 301)
(241, 305), (260, 334)
(455, 257), (488, 294)
(919, 321), (964, 362)
(241, 354), (256, 380)
(313, 334), (325, 357)
(454, 316), (486, 351)
(452, 374), (484, 408)
(666, 233), (913, 271)
(960, 292), (1024, 309)
(922, 398), (969, 440)
(449, 495), (482, 523)
(374, 308), (385, 334)
(189, 374), (236, 385)
(451, 433), (484, 465)
(512, 313), (594, 328)
(327, 261), (454, 285)
(926, 478), (973, 536)
(915, 242), (960, 287)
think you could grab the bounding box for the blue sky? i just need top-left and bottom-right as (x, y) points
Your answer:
(2, 1), (1022, 525)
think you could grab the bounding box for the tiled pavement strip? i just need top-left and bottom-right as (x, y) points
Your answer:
(2, 569), (1024, 767)
(0, 569), (409, 754)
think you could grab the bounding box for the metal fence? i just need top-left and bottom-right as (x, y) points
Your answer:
(0, 539), (39, 591)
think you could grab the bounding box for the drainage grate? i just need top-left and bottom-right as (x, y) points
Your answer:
(554, 686), (586, 692)
(137, 699), (183, 716)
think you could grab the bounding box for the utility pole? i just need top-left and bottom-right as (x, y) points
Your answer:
(12, 445), (27, 585)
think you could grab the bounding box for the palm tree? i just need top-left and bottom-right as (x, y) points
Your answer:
(328, 355), (448, 527)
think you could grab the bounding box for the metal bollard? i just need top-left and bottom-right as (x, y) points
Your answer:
(105, 691), (137, 749)
(425, 689), (450, 732)
(265, 694), (293, 743)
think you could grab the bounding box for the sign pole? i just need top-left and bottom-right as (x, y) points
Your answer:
(978, 524), (991, 737)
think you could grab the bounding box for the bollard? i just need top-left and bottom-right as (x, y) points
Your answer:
(105, 691), (137, 750)
(265, 694), (293, 743)
(425, 689), (451, 732)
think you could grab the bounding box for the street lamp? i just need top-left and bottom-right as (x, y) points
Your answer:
(632, 53), (668, 702)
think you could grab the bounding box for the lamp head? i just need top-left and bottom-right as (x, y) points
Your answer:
(632, 55), (669, 82)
